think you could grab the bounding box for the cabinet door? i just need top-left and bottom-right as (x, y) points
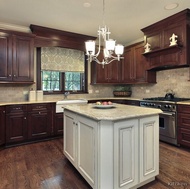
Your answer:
(178, 128), (190, 147)
(91, 57), (121, 84)
(54, 113), (64, 136)
(107, 60), (121, 83)
(177, 112), (190, 146)
(134, 43), (150, 82)
(114, 119), (139, 189)
(28, 110), (52, 140)
(6, 112), (27, 144)
(64, 110), (77, 166)
(12, 35), (34, 82)
(139, 116), (159, 182)
(121, 43), (156, 84)
(77, 115), (97, 187)
(0, 33), (12, 81)
(121, 47), (133, 82)
(0, 106), (6, 146)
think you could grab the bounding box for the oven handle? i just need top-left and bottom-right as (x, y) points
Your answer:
(160, 112), (175, 116)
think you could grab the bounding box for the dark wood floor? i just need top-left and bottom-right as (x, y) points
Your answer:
(0, 139), (190, 189)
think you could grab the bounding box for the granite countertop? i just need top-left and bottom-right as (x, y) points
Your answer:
(64, 103), (162, 121)
(0, 97), (140, 106)
(177, 101), (190, 105)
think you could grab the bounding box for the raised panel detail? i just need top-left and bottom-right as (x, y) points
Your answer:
(139, 116), (159, 182)
(114, 119), (138, 189)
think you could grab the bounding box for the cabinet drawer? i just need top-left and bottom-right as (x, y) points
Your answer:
(178, 113), (190, 129)
(6, 105), (27, 114)
(177, 105), (190, 113)
(27, 103), (52, 112)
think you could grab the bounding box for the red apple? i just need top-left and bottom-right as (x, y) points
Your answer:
(102, 101), (108, 105)
(108, 101), (112, 105)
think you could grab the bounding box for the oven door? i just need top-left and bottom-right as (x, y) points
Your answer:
(159, 111), (176, 139)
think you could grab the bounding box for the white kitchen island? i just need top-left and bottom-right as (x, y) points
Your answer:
(63, 103), (162, 189)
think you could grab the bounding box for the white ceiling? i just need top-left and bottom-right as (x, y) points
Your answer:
(0, 0), (190, 45)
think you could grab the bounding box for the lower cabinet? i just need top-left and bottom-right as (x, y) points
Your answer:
(64, 109), (159, 189)
(177, 104), (190, 147)
(54, 113), (64, 136)
(27, 103), (53, 140)
(64, 111), (96, 186)
(5, 103), (56, 146)
(6, 105), (28, 144)
(0, 106), (6, 147)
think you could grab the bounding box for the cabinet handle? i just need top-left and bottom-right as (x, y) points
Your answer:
(13, 75), (16, 77)
(39, 112), (41, 114)
(3, 110), (5, 113)
(24, 117), (26, 119)
(9, 74), (11, 77)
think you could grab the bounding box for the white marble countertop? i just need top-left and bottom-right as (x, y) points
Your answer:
(64, 103), (162, 121)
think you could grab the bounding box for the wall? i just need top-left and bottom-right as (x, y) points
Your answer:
(1, 67), (190, 102)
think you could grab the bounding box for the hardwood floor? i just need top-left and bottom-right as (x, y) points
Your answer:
(0, 139), (190, 189)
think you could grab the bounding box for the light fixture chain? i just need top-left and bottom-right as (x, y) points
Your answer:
(102, 0), (105, 26)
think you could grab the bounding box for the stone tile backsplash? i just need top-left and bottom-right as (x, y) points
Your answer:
(132, 67), (190, 99)
(0, 67), (190, 102)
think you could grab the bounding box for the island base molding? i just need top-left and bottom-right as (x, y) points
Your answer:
(64, 108), (159, 189)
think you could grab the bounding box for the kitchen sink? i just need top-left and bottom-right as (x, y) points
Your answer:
(56, 99), (88, 113)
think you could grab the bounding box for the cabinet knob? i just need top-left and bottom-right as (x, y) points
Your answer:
(24, 117), (26, 119)
(13, 75), (16, 77)
(39, 112), (41, 114)
(9, 74), (11, 77)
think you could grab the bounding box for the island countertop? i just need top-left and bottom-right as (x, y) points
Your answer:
(64, 103), (162, 121)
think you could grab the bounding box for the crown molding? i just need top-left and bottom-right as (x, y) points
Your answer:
(0, 22), (31, 33)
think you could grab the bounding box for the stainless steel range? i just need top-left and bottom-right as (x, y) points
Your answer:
(140, 97), (190, 145)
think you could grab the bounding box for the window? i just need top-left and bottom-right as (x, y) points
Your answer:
(37, 48), (88, 94)
(41, 70), (85, 92)
(42, 71), (61, 91)
(64, 72), (84, 91)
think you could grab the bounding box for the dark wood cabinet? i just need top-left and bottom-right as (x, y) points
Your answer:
(121, 42), (156, 84)
(6, 105), (28, 145)
(0, 29), (34, 83)
(142, 9), (190, 70)
(0, 106), (6, 147)
(91, 59), (121, 84)
(27, 103), (53, 140)
(177, 104), (190, 147)
(54, 113), (64, 136)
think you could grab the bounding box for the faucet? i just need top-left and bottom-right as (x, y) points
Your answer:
(64, 92), (70, 99)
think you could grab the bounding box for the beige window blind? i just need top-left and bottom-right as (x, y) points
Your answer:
(41, 47), (85, 72)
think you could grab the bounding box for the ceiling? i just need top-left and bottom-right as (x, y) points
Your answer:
(0, 0), (190, 45)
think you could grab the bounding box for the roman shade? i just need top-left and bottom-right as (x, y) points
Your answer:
(41, 47), (85, 72)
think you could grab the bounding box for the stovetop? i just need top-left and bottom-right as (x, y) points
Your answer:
(142, 97), (190, 102)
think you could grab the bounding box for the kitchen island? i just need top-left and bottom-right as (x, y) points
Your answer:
(63, 103), (162, 189)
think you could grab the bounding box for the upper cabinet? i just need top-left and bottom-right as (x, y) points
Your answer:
(121, 42), (156, 84)
(91, 42), (156, 84)
(141, 9), (190, 71)
(0, 29), (35, 83)
(91, 59), (121, 84)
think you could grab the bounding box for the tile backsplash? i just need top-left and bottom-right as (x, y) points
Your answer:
(0, 67), (190, 102)
(132, 67), (190, 99)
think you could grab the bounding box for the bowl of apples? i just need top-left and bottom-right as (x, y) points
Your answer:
(93, 101), (116, 109)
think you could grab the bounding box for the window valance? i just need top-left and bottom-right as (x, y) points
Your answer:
(41, 47), (85, 72)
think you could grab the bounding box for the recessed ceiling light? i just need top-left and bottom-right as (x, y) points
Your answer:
(164, 3), (179, 10)
(83, 2), (91, 8)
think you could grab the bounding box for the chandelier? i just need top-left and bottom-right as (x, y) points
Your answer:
(85, 0), (124, 67)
